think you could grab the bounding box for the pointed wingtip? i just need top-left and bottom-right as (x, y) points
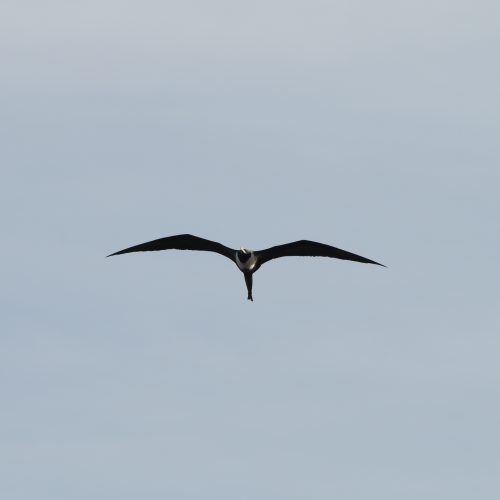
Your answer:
(364, 258), (386, 267)
(106, 248), (129, 257)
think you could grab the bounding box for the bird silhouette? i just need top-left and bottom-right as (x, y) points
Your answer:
(108, 234), (385, 301)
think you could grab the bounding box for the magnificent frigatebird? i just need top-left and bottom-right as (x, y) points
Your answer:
(107, 234), (384, 301)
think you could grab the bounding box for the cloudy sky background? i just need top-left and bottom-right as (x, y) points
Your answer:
(1, 1), (499, 499)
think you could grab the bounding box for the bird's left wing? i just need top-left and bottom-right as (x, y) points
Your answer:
(257, 240), (385, 267)
(107, 233), (236, 262)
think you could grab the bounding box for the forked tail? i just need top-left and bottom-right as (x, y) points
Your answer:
(244, 273), (254, 301)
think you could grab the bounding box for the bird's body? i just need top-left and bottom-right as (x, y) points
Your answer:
(107, 234), (384, 301)
(235, 248), (258, 273)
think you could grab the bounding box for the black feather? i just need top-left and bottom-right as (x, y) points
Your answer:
(107, 234), (236, 262)
(256, 240), (385, 267)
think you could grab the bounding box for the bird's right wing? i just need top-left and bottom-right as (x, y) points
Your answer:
(257, 240), (385, 266)
(107, 233), (236, 262)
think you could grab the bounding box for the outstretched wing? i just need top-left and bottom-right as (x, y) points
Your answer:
(257, 240), (385, 267)
(107, 234), (236, 262)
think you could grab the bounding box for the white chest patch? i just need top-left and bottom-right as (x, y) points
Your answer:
(235, 251), (258, 272)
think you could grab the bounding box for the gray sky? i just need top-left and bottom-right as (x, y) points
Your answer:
(1, 1), (499, 499)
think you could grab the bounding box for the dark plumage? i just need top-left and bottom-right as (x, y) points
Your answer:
(108, 233), (385, 301)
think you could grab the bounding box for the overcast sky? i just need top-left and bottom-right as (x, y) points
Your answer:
(1, 1), (499, 499)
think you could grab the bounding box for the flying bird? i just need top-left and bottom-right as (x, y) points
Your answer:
(107, 234), (385, 301)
